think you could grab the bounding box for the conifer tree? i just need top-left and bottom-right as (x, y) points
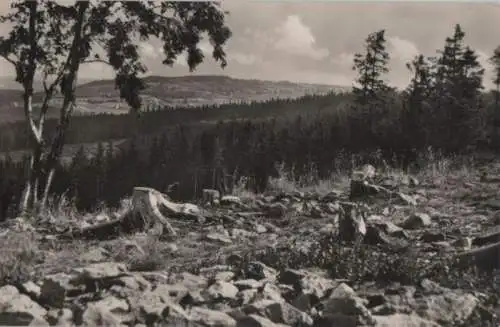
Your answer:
(433, 24), (484, 150)
(352, 29), (392, 143)
(489, 46), (500, 110)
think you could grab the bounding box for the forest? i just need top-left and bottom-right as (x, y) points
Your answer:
(1, 24), (500, 218)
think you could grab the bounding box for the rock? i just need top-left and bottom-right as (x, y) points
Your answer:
(204, 281), (239, 300)
(279, 269), (339, 300)
(235, 289), (259, 306)
(46, 308), (73, 326)
(320, 190), (343, 202)
(420, 231), (446, 243)
(260, 283), (284, 302)
(0, 285), (48, 326)
(364, 225), (409, 249)
(82, 296), (130, 326)
(321, 295), (374, 326)
(452, 237), (472, 250)
(265, 203), (287, 218)
(234, 279), (264, 291)
(255, 224), (267, 234)
(339, 202), (366, 242)
(203, 189), (221, 205)
(206, 232), (233, 245)
(242, 300), (313, 326)
(235, 314), (287, 327)
(221, 195), (244, 206)
(416, 291), (479, 324)
(73, 262), (128, 281)
(245, 262), (277, 282)
(373, 313), (440, 327)
(170, 272), (208, 291)
(401, 213), (432, 229)
(20, 281), (41, 300)
(79, 247), (110, 263)
(39, 273), (83, 308)
(330, 283), (356, 298)
(131, 291), (190, 325)
(396, 192), (417, 206)
(231, 228), (254, 239)
(189, 307), (237, 326)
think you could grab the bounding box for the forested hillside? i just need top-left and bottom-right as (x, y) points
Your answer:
(0, 75), (346, 123)
(1, 24), (499, 215)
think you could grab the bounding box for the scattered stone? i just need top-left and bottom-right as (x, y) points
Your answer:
(206, 232), (233, 244)
(401, 212), (432, 229)
(204, 281), (239, 301)
(265, 203), (287, 218)
(245, 262), (277, 282)
(0, 285), (48, 326)
(203, 189), (221, 205)
(189, 307), (237, 326)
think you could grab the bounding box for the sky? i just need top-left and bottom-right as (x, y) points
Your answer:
(0, 1), (499, 89)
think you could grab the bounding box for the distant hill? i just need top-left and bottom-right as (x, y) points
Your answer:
(0, 75), (350, 123)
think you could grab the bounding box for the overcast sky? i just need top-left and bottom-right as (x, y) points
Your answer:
(0, 1), (499, 89)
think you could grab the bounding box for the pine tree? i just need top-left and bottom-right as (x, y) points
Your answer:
(404, 55), (433, 148)
(433, 24), (484, 150)
(489, 46), (500, 111)
(352, 29), (393, 144)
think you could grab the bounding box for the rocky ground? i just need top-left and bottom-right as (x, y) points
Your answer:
(0, 159), (499, 326)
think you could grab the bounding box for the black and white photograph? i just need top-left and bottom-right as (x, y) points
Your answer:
(0, 1), (498, 326)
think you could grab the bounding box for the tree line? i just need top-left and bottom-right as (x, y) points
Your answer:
(2, 22), (500, 219)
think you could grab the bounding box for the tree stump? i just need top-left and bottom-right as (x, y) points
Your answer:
(69, 187), (178, 240)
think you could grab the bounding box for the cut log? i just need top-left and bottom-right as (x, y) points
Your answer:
(455, 241), (500, 271)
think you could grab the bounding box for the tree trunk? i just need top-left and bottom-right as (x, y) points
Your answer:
(39, 2), (89, 211)
(18, 1), (40, 217)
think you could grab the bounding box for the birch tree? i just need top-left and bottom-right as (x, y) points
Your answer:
(0, 0), (231, 215)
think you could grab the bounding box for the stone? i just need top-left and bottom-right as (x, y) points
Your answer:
(242, 300), (313, 326)
(39, 273), (83, 309)
(373, 313), (440, 327)
(203, 189), (221, 205)
(0, 285), (48, 326)
(73, 262), (128, 280)
(204, 281), (239, 301)
(245, 262), (277, 282)
(401, 213), (432, 229)
(189, 307), (237, 326)
(206, 232), (233, 245)
(266, 203), (287, 218)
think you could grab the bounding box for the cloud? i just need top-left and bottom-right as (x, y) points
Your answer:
(230, 53), (260, 66)
(331, 53), (355, 68)
(274, 15), (329, 60)
(477, 50), (494, 89)
(139, 42), (159, 59)
(387, 36), (419, 63)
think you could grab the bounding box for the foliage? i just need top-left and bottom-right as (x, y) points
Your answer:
(0, 0), (231, 213)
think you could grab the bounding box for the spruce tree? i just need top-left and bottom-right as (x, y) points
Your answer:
(433, 24), (484, 150)
(352, 29), (392, 144)
(489, 46), (500, 111)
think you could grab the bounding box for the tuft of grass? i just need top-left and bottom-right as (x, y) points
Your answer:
(0, 231), (39, 286)
(110, 234), (174, 272)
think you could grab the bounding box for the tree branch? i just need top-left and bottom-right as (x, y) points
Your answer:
(0, 54), (17, 67)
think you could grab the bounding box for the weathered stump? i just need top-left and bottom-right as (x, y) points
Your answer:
(68, 187), (178, 240)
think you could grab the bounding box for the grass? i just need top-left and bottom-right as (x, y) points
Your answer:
(0, 230), (39, 286)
